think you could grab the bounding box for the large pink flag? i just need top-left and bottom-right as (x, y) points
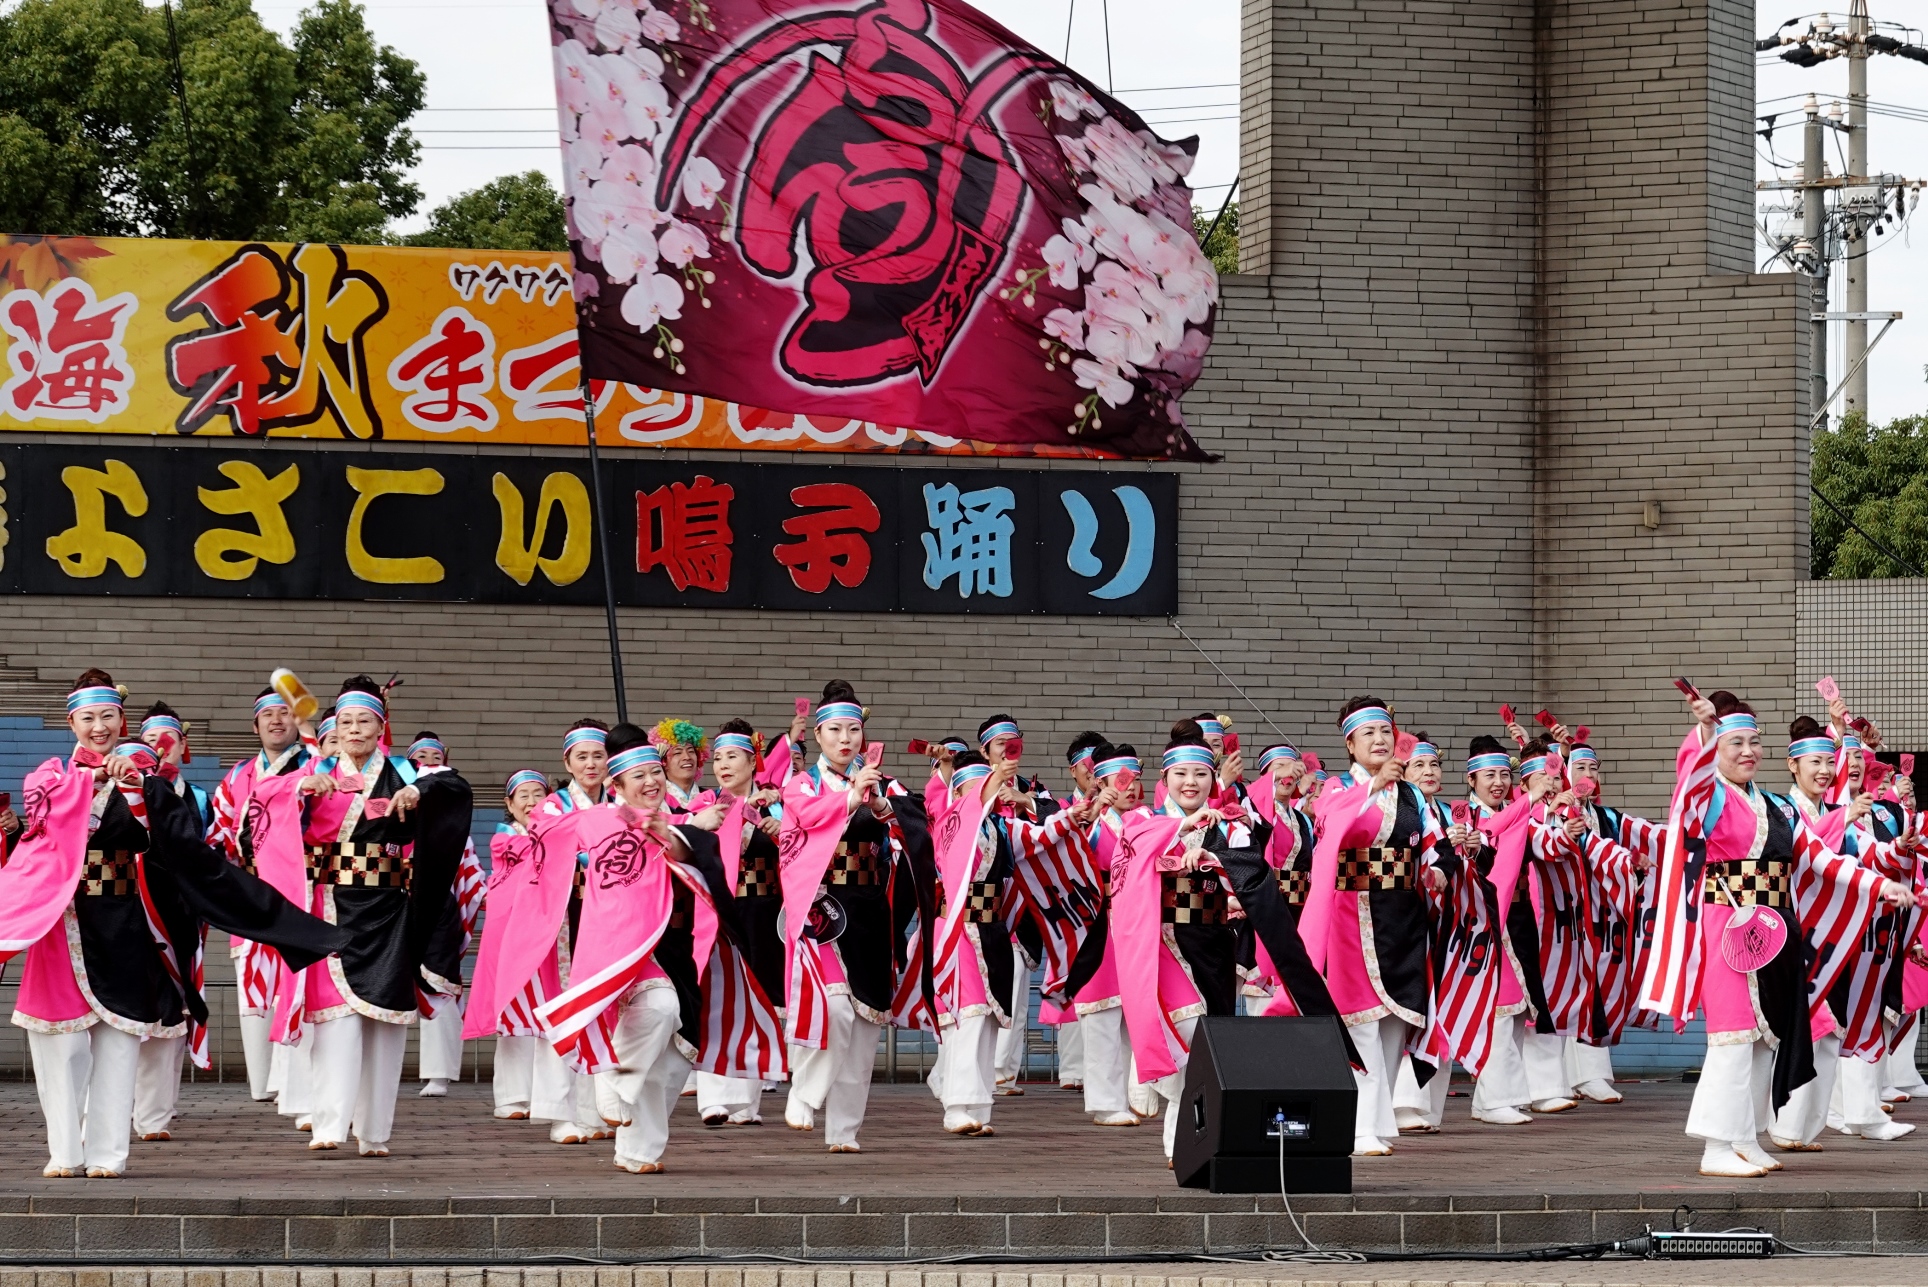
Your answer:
(545, 0), (1218, 460)
(0, 759), (92, 959)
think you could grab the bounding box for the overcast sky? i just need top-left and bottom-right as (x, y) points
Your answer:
(251, 0), (1928, 423)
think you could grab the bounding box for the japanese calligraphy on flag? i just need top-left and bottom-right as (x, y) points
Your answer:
(547, 0), (1219, 460)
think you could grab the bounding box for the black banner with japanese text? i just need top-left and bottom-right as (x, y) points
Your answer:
(0, 444), (1177, 615)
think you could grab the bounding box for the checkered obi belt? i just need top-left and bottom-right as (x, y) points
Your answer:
(80, 850), (139, 897)
(1335, 847), (1416, 892)
(828, 840), (885, 886)
(307, 841), (409, 888)
(1162, 871), (1229, 924)
(939, 880), (1003, 924)
(737, 847), (779, 898)
(1277, 867), (1312, 906)
(1702, 858), (1792, 908)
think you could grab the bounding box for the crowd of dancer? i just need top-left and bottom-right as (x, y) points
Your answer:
(2, 670), (1926, 1182)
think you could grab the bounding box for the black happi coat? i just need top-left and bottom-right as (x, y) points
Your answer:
(315, 761), (471, 1017)
(77, 776), (347, 1029)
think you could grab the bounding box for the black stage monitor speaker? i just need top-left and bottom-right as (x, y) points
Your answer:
(1171, 1015), (1356, 1194)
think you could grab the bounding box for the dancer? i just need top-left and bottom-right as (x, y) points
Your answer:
(1641, 688), (1914, 1178)
(2, 671), (344, 1178)
(1392, 734), (1454, 1133)
(1061, 745), (1142, 1127)
(256, 677), (472, 1157)
(1300, 699), (1445, 1156)
(688, 718), (785, 1126)
(975, 715), (1045, 1094)
(777, 680), (933, 1152)
(1050, 731), (1108, 1091)
(654, 719), (707, 815)
(470, 768), (554, 1120)
(208, 689), (313, 1103)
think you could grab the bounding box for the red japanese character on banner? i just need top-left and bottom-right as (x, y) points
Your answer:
(0, 280), (138, 423)
(165, 243), (387, 438)
(771, 482), (881, 593)
(387, 306), (499, 432)
(636, 475), (735, 592)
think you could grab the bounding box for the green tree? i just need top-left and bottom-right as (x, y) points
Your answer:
(1192, 199), (1238, 276)
(0, 0), (423, 243)
(404, 171), (567, 252)
(1811, 410), (1928, 578)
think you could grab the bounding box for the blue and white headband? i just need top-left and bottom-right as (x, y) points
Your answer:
(563, 726), (608, 752)
(1788, 736), (1835, 759)
(318, 715), (337, 738)
(1714, 713), (1758, 739)
(408, 737), (446, 760)
(1466, 752), (1511, 774)
(335, 690), (385, 718)
(1197, 718), (1225, 738)
(1408, 741), (1439, 761)
(254, 692), (290, 718)
(1069, 745), (1098, 767)
(713, 732), (757, 757)
(1842, 733), (1864, 752)
(1340, 706), (1394, 738)
(141, 713), (184, 738)
(1095, 755), (1140, 779)
(815, 701), (864, 727)
(1258, 744), (1300, 772)
(951, 763), (993, 790)
(112, 742), (156, 766)
(1162, 744), (1217, 771)
(505, 769), (549, 796)
(1518, 756), (1549, 779)
(978, 720), (1020, 745)
(68, 686), (122, 715)
(1568, 746), (1598, 765)
(607, 745), (662, 778)
(943, 739), (970, 754)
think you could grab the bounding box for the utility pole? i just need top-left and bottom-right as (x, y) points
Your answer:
(1844, 0), (1869, 418)
(1803, 96), (1829, 428)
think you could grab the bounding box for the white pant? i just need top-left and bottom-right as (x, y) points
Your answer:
(601, 986), (691, 1167)
(1838, 1052), (1890, 1130)
(1772, 1032), (1841, 1145)
(1473, 1014), (1570, 1111)
(1058, 1017), (1085, 1085)
(1888, 1019), (1928, 1093)
(1349, 1016), (1410, 1145)
(1144, 1014), (1199, 1158)
(239, 1014), (274, 1100)
(310, 1014), (408, 1148)
(275, 1034), (314, 1117)
(493, 1034), (535, 1113)
(696, 1071), (761, 1119)
(533, 1034), (601, 1129)
(30, 1024), (140, 1174)
(787, 992), (879, 1148)
(1566, 1038), (1614, 1087)
(417, 1005), (465, 1082)
(132, 1034), (185, 1136)
(1078, 1005), (1130, 1115)
(931, 1012), (1000, 1130)
(994, 952), (1030, 1082)
(1685, 1038), (1774, 1144)
(1392, 1054), (1450, 1128)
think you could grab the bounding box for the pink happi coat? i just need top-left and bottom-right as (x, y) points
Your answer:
(929, 775), (997, 1023)
(208, 745), (311, 1016)
(1106, 808), (1199, 1084)
(465, 810), (577, 1040)
(775, 776), (857, 1048)
(463, 828), (537, 1037)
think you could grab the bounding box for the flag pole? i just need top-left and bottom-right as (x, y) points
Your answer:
(578, 373), (629, 724)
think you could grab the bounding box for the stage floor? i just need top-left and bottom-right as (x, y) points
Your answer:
(0, 1080), (1925, 1258)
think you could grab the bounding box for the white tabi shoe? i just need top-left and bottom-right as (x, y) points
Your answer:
(1575, 1079), (1623, 1104)
(784, 1100), (815, 1131)
(1853, 1117), (1917, 1141)
(1471, 1106), (1533, 1125)
(726, 1109), (762, 1125)
(1091, 1110), (1139, 1126)
(549, 1123), (586, 1144)
(1351, 1136), (1392, 1157)
(1394, 1108), (1439, 1134)
(1698, 1141), (1766, 1178)
(356, 1141), (389, 1157)
(419, 1079), (449, 1097)
(493, 1106), (530, 1120)
(1735, 1138), (1783, 1171)
(1529, 1097), (1579, 1114)
(1769, 1134), (1823, 1152)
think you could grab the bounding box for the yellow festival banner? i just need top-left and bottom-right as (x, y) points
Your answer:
(0, 234), (1097, 458)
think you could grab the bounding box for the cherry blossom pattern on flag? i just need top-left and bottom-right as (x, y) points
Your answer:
(1008, 79), (1218, 439)
(551, 0), (720, 372)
